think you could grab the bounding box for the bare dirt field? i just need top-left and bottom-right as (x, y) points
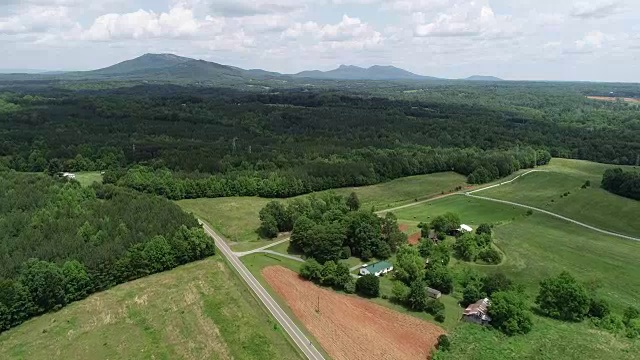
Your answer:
(262, 266), (445, 360)
(587, 96), (640, 103)
(408, 232), (421, 245)
(398, 223), (410, 232)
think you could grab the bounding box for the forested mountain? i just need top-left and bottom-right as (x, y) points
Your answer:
(465, 75), (503, 81)
(294, 65), (437, 80)
(89, 53), (192, 75)
(0, 54), (438, 82)
(0, 171), (215, 333)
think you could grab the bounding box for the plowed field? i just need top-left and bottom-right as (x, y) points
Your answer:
(262, 266), (445, 360)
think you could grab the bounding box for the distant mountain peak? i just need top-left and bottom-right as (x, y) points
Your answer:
(465, 75), (504, 81)
(295, 64), (438, 81)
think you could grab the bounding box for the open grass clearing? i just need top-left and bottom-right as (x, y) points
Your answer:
(263, 266), (445, 360)
(481, 159), (640, 237)
(0, 257), (300, 360)
(177, 197), (270, 244)
(74, 171), (103, 187)
(436, 317), (639, 360)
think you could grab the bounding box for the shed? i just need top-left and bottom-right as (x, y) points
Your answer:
(426, 287), (441, 299)
(359, 261), (393, 277)
(458, 224), (473, 233)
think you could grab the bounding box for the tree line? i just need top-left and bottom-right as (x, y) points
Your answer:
(104, 147), (549, 200)
(0, 172), (215, 333)
(601, 168), (640, 200)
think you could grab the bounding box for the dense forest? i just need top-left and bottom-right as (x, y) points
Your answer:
(601, 168), (640, 200)
(8, 80), (640, 198)
(0, 171), (215, 333)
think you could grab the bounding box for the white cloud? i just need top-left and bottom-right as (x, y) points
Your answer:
(571, 1), (622, 19)
(575, 31), (606, 49)
(283, 15), (383, 50)
(82, 5), (203, 41)
(0, 6), (76, 34)
(413, 2), (517, 38)
(188, 0), (307, 17)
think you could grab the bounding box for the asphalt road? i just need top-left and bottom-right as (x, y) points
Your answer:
(200, 221), (325, 360)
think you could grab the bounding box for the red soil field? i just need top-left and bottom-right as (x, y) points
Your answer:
(262, 266), (445, 360)
(407, 232), (421, 245)
(398, 223), (410, 232)
(587, 96), (640, 103)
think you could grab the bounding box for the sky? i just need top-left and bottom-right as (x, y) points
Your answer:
(0, 0), (638, 82)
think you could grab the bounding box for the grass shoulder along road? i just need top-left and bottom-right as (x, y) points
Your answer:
(0, 257), (301, 360)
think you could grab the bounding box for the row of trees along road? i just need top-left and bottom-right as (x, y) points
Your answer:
(0, 171), (215, 334)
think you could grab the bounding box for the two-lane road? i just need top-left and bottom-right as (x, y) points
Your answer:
(200, 221), (325, 360)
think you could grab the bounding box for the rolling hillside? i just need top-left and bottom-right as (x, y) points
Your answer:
(481, 159), (640, 237)
(0, 258), (301, 360)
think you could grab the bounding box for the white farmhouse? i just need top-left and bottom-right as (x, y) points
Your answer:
(359, 261), (393, 277)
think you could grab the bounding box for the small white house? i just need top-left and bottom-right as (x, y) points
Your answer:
(359, 261), (394, 277)
(62, 172), (76, 179)
(458, 224), (473, 233)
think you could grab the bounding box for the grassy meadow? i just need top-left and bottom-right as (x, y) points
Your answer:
(482, 158), (640, 237)
(74, 171), (103, 187)
(392, 193), (640, 358)
(0, 257), (301, 360)
(177, 171), (466, 250)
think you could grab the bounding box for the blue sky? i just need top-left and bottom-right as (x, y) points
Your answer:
(0, 0), (638, 81)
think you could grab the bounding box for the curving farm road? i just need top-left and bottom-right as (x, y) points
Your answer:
(463, 170), (640, 242)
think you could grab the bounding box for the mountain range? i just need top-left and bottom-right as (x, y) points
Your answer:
(0, 53), (503, 82)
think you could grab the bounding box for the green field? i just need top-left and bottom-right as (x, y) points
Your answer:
(0, 257), (301, 360)
(392, 193), (640, 359)
(329, 171), (467, 210)
(177, 171), (466, 250)
(393, 195), (640, 311)
(481, 159), (640, 237)
(74, 171), (103, 187)
(178, 197), (271, 245)
(435, 318), (639, 360)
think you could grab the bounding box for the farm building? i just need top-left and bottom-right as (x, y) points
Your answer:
(463, 298), (491, 325)
(457, 224), (473, 233)
(426, 287), (441, 299)
(62, 172), (76, 179)
(359, 261), (393, 277)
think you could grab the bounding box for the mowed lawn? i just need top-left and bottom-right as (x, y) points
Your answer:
(481, 158), (640, 237)
(0, 257), (301, 360)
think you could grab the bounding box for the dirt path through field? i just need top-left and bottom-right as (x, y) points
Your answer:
(262, 266), (445, 360)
